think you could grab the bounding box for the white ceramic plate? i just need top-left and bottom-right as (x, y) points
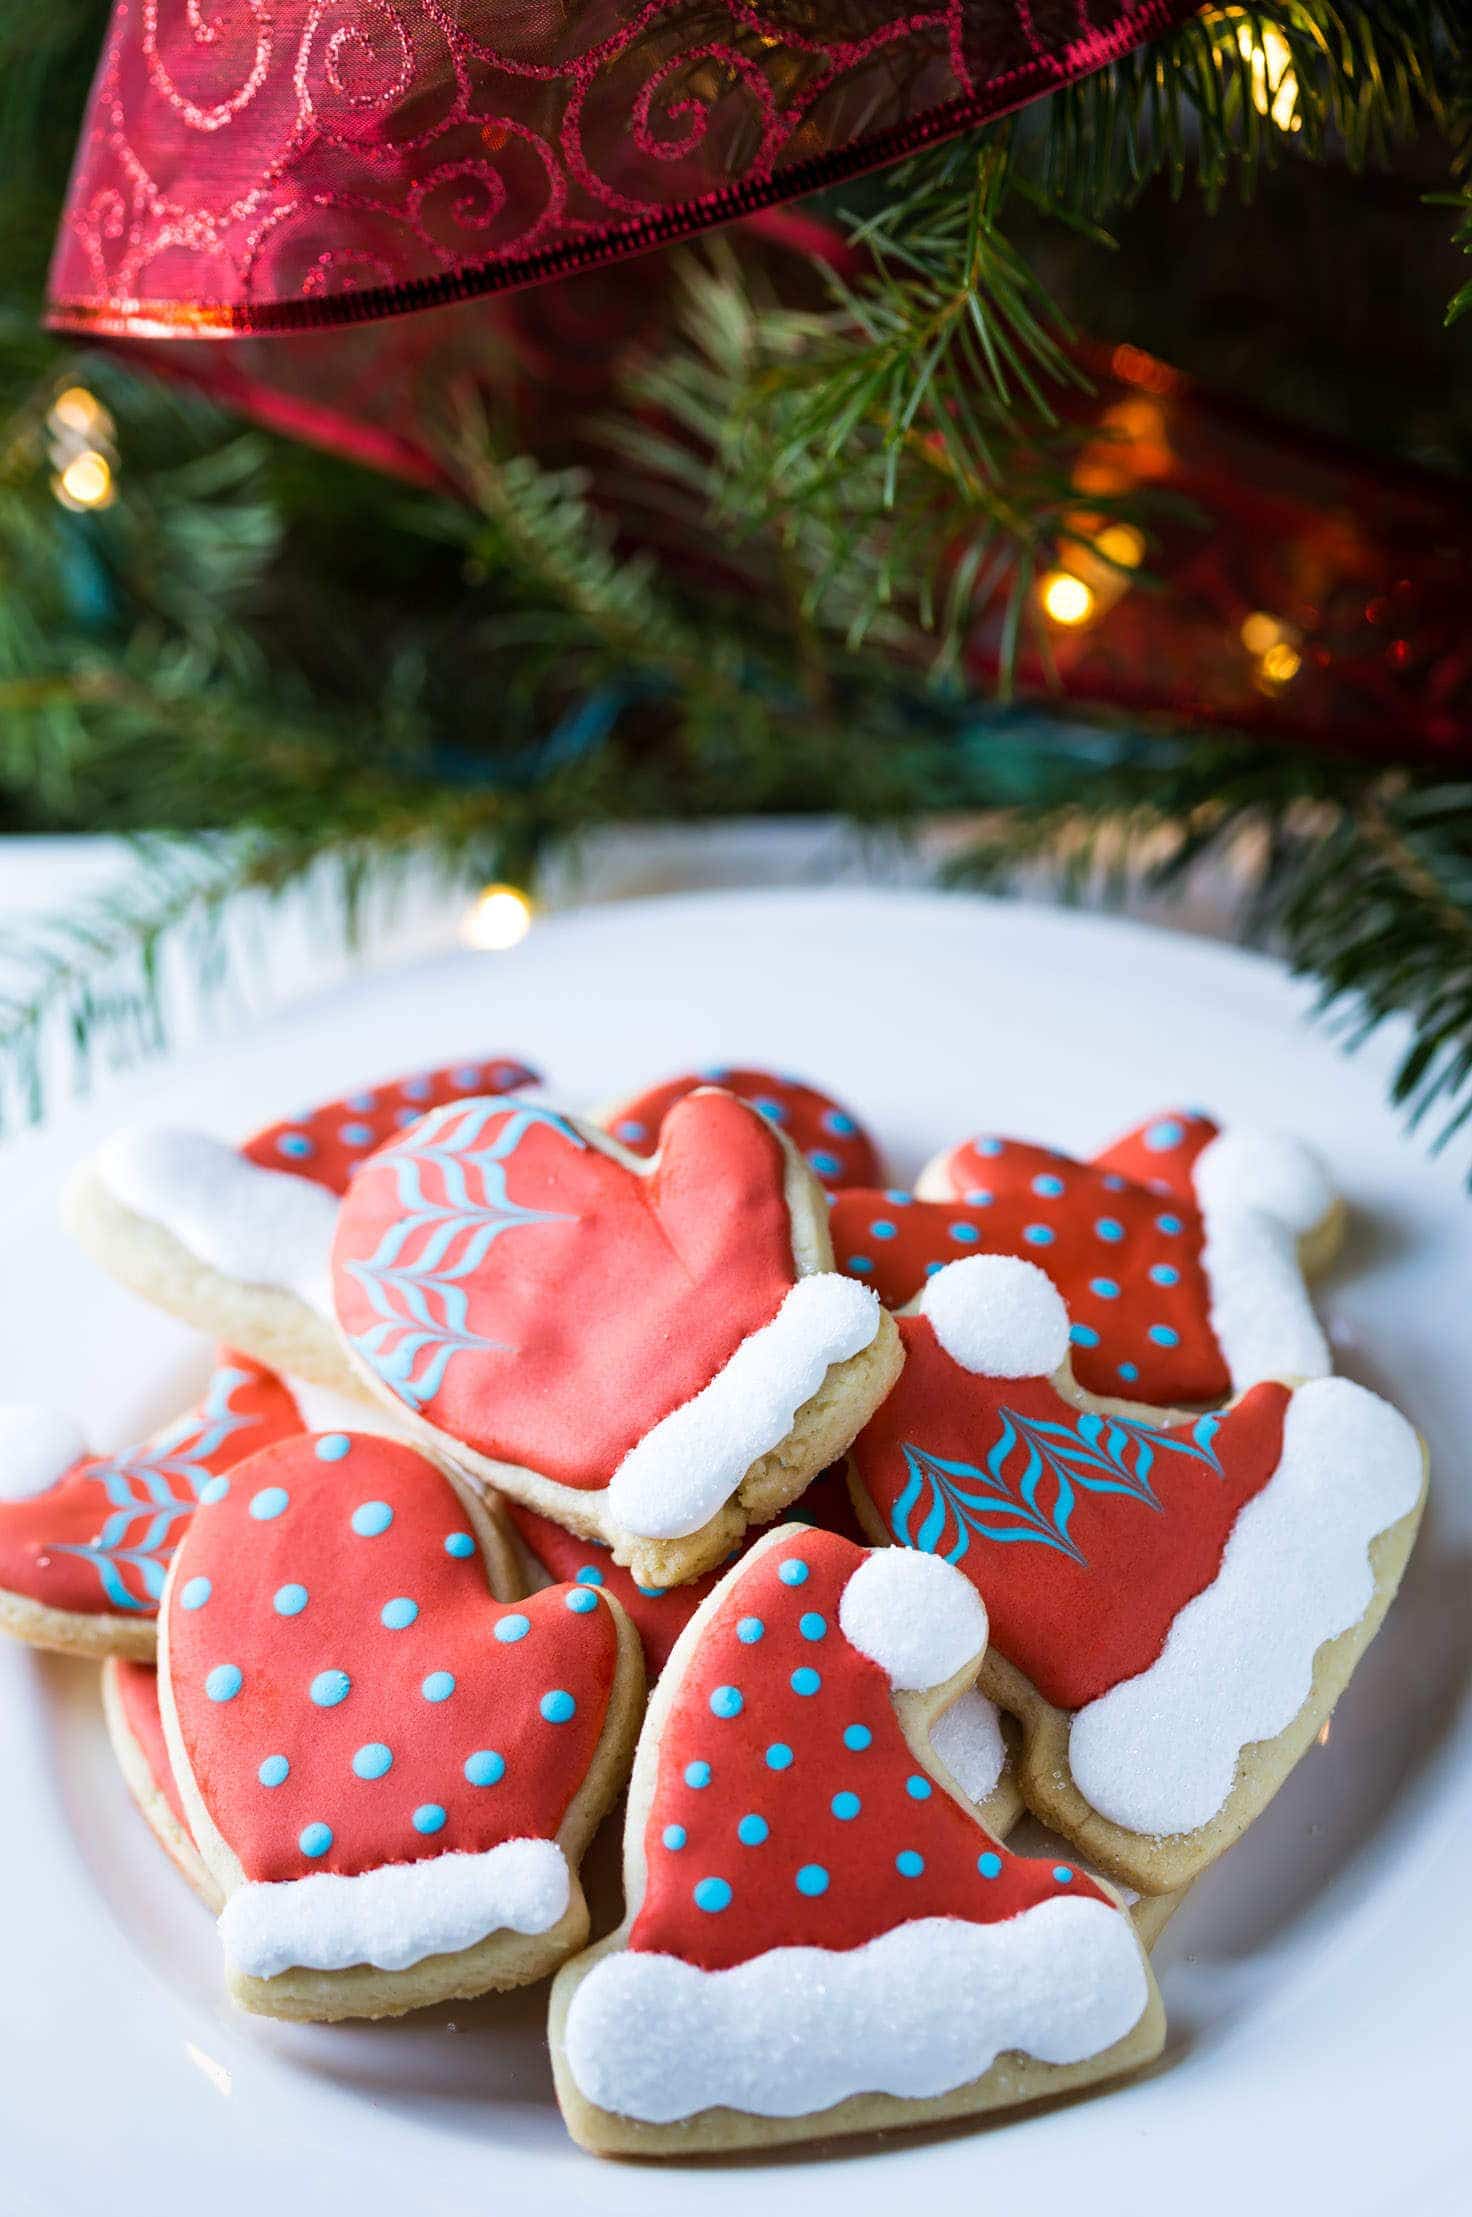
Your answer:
(1, 889), (1467, 2217)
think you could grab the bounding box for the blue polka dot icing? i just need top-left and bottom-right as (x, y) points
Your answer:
(1070, 1323), (1101, 1348)
(906, 1774), (932, 1800)
(710, 1685), (745, 1719)
(1032, 1173), (1066, 1197)
(1090, 1277), (1120, 1299)
(846, 1255), (874, 1275)
(1102, 1173), (1127, 1192)
(541, 1689), (577, 1724)
(276, 1133), (314, 1160)
(495, 1614), (531, 1644)
(884, 1190), (913, 1206)
(790, 1668), (822, 1697)
(778, 1559), (809, 1587)
(315, 1435), (353, 1464)
(351, 1500), (393, 1536)
(421, 1671), (455, 1702)
(808, 1151), (842, 1177)
(737, 1814), (769, 1846)
(737, 1616), (765, 1644)
(299, 1822), (333, 1859)
(977, 1851), (1002, 1879)
(1024, 1224), (1055, 1246)
(1150, 1263), (1181, 1286)
(565, 1587), (598, 1615)
(575, 1565), (605, 1587)
(205, 1664), (242, 1703)
(798, 1612), (827, 1642)
(765, 1742), (794, 1771)
(944, 1219), (979, 1249)
(465, 1750), (505, 1786)
(870, 1219), (897, 1241)
(444, 1531), (475, 1559)
(413, 1804), (447, 1836)
(1157, 1213), (1184, 1235)
(1118, 1361), (1140, 1383)
(843, 1724), (871, 1751)
(249, 1486), (290, 1521)
(346, 1092), (376, 1113)
(924, 1261), (944, 1277)
(180, 1576), (212, 1610)
(381, 1597), (419, 1630)
(824, 1109), (857, 1136)
(615, 1120), (647, 1143)
(976, 1138), (1004, 1157)
(684, 1760), (712, 1789)
(896, 1849), (925, 1878)
(199, 1476), (230, 1506)
(1053, 1865), (1075, 1884)
(965, 1188), (994, 1206)
(352, 1742), (393, 1780)
(1149, 1324), (1181, 1347)
(694, 1877), (733, 1912)
(795, 1864), (829, 1897)
(663, 1824), (687, 1851)
(310, 1669), (351, 1708)
(754, 1098), (787, 1124)
(1095, 1217), (1125, 1243)
(1145, 1119), (1185, 1151)
(273, 1583), (309, 1617)
(258, 1755), (289, 1788)
(339, 1122), (375, 1148)
(831, 1791), (861, 1821)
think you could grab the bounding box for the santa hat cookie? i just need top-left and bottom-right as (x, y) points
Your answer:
(330, 1091), (901, 1588)
(550, 1526), (1160, 2156)
(597, 1065), (882, 1192)
(904, 1107), (1342, 1405)
(159, 1428), (644, 2022)
(847, 1256), (1427, 1891)
(103, 1660), (221, 1909)
(0, 1354), (306, 1660)
(62, 1054), (539, 1397)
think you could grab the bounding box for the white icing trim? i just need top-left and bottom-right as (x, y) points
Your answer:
(564, 1900), (1148, 2121)
(838, 1548), (988, 1691)
(0, 1407), (88, 1501)
(930, 1689), (1007, 1804)
(98, 1127), (339, 1319)
(920, 1256), (1069, 1379)
(219, 1838), (570, 1979)
(1068, 1376), (1423, 1835)
(1193, 1130), (1333, 1388)
(605, 1276), (881, 1540)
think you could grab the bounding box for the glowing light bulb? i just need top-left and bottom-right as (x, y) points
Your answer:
(460, 883), (533, 952)
(1096, 523), (1146, 570)
(1259, 641), (1302, 686)
(1040, 572), (1096, 627)
(53, 451), (115, 511)
(48, 386), (112, 440)
(1240, 610), (1286, 656)
(1227, 13), (1300, 131)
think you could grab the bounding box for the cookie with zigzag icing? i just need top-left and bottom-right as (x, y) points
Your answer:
(847, 1255), (1427, 1891)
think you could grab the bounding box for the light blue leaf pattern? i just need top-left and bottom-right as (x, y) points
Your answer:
(345, 1101), (583, 1409)
(51, 1362), (264, 1612)
(892, 1406), (1223, 1568)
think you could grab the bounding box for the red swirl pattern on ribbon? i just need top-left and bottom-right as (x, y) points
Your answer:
(48, 0), (1201, 334)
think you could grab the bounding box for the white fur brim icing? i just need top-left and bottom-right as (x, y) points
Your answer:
(219, 1838), (570, 1978)
(564, 1900), (1148, 2121)
(0, 1407), (88, 1501)
(930, 1689), (1007, 1804)
(838, 1547), (988, 1691)
(606, 1276), (882, 1540)
(1068, 1377), (1423, 1836)
(920, 1256), (1069, 1378)
(98, 1127), (339, 1319)
(1193, 1130), (1332, 1387)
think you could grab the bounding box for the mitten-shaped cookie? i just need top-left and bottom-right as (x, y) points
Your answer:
(331, 1091), (901, 1586)
(848, 1256), (1427, 1890)
(63, 1054), (538, 1395)
(550, 1526), (1160, 2155)
(597, 1065), (882, 1191)
(0, 1354), (305, 1659)
(900, 1107), (1341, 1403)
(103, 1659), (221, 1908)
(160, 1429), (643, 2021)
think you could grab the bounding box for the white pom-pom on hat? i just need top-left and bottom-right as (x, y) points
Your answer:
(920, 1255), (1071, 1379)
(838, 1548), (988, 1691)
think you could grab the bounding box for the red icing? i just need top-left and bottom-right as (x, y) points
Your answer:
(508, 1465), (865, 1678)
(850, 1318), (1291, 1710)
(604, 1068), (881, 1192)
(166, 1432), (620, 1883)
(0, 1355), (301, 1621)
(112, 1660), (191, 1831)
(631, 1529), (1104, 1970)
(922, 1109), (1229, 1402)
(243, 1054), (538, 1195)
(332, 1090), (802, 1490)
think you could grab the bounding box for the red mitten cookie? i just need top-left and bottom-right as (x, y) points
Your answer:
(160, 1429), (643, 2021)
(63, 1054), (539, 1396)
(848, 1256), (1427, 1889)
(909, 1107), (1342, 1403)
(550, 1526), (1161, 2155)
(597, 1065), (882, 1191)
(331, 1091), (901, 1586)
(103, 1659), (221, 1909)
(0, 1355), (305, 1659)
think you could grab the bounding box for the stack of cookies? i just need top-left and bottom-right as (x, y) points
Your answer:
(0, 1056), (1427, 2156)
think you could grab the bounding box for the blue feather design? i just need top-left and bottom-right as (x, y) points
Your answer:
(345, 1101), (583, 1409)
(891, 1404), (1224, 1569)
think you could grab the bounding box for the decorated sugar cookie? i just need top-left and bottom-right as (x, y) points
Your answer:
(103, 1660), (220, 1908)
(550, 1525), (1159, 2154)
(159, 1429), (644, 2022)
(331, 1090), (901, 1588)
(847, 1256), (1427, 1890)
(910, 1107), (1342, 1404)
(62, 1054), (539, 1395)
(0, 1355), (306, 1659)
(597, 1065), (882, 1192)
